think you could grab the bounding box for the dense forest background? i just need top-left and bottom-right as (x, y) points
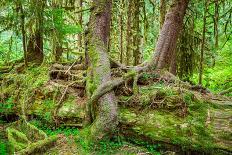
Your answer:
(0, 0), (232, 154)
(0, 0), (231, 92)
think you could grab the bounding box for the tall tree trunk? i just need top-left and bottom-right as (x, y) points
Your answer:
(142, 1), (148, 45)
(126, 1), (132, 65)
(19, 1), (27, 66)
(133, 0), (140, 66)
(34, 0), (44, 63)
(26, 0), (44, 64)
(214, 0), (219, 49)
(199, 0), (209, 85)
(169, 49), (177, 75)
(119, 0), (124, 64)
(160, 0), (166, 29)
(149, 0), (189, 70)
(86, 0), (117, 141)
(78, 0), (83, 53)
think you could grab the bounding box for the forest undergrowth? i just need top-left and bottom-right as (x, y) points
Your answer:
(0, 62), (231, 154)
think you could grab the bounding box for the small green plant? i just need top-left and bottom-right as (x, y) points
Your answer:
(128, 138), (161, 155)
(31, 120), (80, 137)
(0, 97), (15, 114)
(0, 141), (7, 155)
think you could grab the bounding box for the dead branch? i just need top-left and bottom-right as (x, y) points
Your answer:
(65, 61), (77, 74)
(53, 82), (76, 124)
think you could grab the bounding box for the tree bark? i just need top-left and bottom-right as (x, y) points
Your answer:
(119, 0), (124, 64)
(126, 1), (132, 65)
(133, 0), (140, 66)
(214, 0), (219, 49)
(160, 0), (166, 29)
(169, 49), (177, 75)
(199, 0), (209, 85)
(18, 1), (27, 67)
(26, 0), (44, 64)
(78, 0), (83, 53)
(86, 0), (118, 141)
(149, 0), (189, 70)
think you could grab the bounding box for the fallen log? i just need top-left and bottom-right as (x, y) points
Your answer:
(16, 135), (58, 155)
(119, 104), (232, 154)
(51, 63), (86, 71)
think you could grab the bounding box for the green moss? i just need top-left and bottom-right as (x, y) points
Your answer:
(7, 128), (29, 151)
(57, 96), (85, 120)
(119, 97), (220, 152)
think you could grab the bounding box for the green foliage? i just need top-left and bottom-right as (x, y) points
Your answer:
(31, 120), (80, 136)
(0, 141), (7, 155)
(126, 137), (161, 155)
(45, 8), (82, 36)
(0, 97), (14, 114)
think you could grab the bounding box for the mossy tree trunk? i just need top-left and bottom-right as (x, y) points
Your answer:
(26, 0), (44, 64)
(133, 0), (141, 66)
(126, 1), (133, 65)
(160, 0), (166, 29)
(149, 0), (189, 70)
(78, 0), (83, 53)
(17, 1), (27, 66)
(199, 0), (209, 85)
(86, 0), (118, 141)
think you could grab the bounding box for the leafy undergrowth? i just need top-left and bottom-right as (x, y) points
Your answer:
(0, 122), (9, 155)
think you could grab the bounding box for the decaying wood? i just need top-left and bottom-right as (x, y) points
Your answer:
(16, 135), (58, 155)
(119, 105), (232, 154)
(51, 63), (86, 70)
(53, 85), (69, 124)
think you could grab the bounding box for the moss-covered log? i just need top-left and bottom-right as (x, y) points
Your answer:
(118, 89), (232, 154)
(16, 135), (58, 155)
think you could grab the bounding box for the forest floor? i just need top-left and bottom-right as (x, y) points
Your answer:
(0, 63), (232, 154)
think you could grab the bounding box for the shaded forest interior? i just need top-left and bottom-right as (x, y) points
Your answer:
(0, 0), (232, 154)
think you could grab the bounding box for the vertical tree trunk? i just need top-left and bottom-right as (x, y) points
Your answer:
(133, 0), (140, 66)
(19, 2), (27, 66)
(142, 1), (148, 45)
(126, 1), (132, 65)
(149, 0), (189, 70)
(53, 1), (64, 62)
(119, 0), (124, 64)
(169, 49), (177, 75)
(34, 0), (44, 63)
(214, 0), (219, 49)
(199, 0), (209, 85)
(78, 0), (83, 53)
(86, 0), (117, 141)
(160, 0), (166, 29)
(26, 0), (44, 64)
